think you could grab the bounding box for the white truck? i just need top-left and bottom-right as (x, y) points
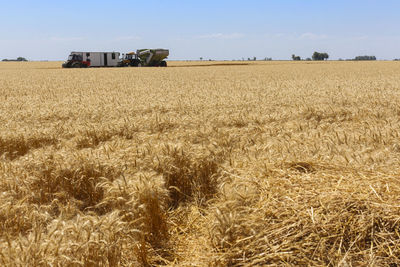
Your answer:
(62, 52), (120, 68)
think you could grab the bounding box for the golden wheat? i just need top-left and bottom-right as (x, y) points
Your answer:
(1, 60), (400, 266)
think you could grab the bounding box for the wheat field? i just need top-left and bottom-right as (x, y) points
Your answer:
(1, 60), (400, 266)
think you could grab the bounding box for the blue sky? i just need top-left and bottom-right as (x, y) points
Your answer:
(1, 0), (399, 60)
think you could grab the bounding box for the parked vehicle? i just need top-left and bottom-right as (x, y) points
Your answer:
(62, 52), (120, 68)
(118, 52), (141, 67)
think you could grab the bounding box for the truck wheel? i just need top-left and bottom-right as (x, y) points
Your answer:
(160, 61), (167, 67)
(131, 59), (142, 67)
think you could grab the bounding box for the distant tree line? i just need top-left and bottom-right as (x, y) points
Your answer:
(312, 52), (329, 61)
(241, 57), (272, 61)
(291, 51), (329, 61)
(2, 57), (28, 62)
(199, 57), (274, 61)
(288, 52), (398, 61)
(354, 55), (376, 61)
(292, 54), (301, 61)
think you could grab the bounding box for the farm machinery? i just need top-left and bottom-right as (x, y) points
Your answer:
(62, 54), (91, 68)
(119, 49), (169, 67)
(62, 49), (169, 68)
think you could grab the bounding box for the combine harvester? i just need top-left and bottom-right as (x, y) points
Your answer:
(62, 49), (169, 68)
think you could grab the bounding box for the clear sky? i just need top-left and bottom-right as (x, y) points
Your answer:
(1, 0), (399, 60)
